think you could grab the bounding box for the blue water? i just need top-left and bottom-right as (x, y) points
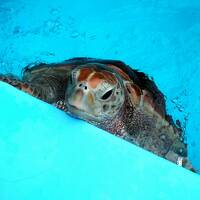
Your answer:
(0, 0), (200, 199)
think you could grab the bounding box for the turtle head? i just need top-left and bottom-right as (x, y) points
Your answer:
(66, 64), (125, 123)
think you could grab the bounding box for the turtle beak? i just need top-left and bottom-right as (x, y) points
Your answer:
(69, 89), (84, 109)
(67, 84), (102, 119)
(67, 87), (92, 113)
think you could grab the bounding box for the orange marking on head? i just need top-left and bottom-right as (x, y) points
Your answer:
(142, 90), (165, 118)
(87, 92), (94, 105)
(107, 64), (131, 81)
(143, 92), (154, 108)
(101, 71), (117, 85)
(88, 72), (105, 89)
(78, 68), (94, 82)
(126, 83), (142, 105)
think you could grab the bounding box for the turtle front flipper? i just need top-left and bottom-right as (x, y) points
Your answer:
(0, 74), (64, 104)
(1, 62), (72, 106)
(0, 74), (44, 99)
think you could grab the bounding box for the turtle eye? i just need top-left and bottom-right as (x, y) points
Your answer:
(101, 89), (113, 100)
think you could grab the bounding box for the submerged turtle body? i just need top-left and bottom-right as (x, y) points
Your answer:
(0, 57), (194, 171)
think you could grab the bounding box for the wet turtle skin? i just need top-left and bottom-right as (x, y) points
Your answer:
(0, 57), (196, 172)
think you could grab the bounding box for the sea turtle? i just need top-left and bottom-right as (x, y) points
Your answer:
(0, 57), (195, 172)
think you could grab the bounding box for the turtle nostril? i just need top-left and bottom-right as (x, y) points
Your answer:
(78, 83), (87, 90)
